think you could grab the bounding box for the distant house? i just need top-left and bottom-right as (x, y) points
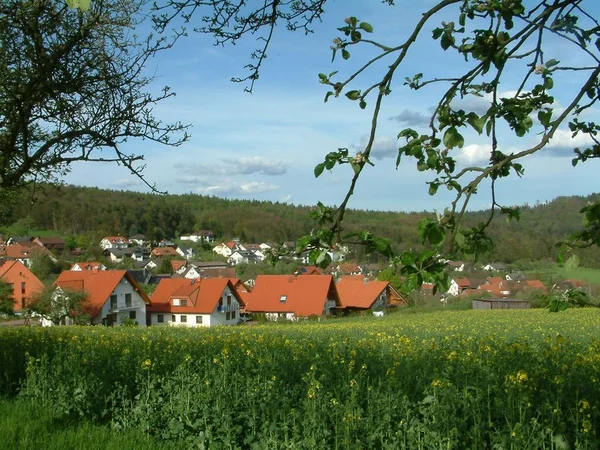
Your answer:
(33, 236), (66, 251)
(151, 247), (178, 258)
(106, 248), (134, 263)
(52, 270), (151, 326)
(521, 279), (547, 293)
(6, 236), (33, 245)
(228, 250), (260, 266)
(473, 298), (530, 310)
(131, 246), (151, 262)
(336, 276), (406, 312)
(100, 236), (129, 250)
(334, 263), (363, 277)
(158, 239), (176, 248)
(447, 277), (473, 296)
(244, 274), (341, 320)
(129, 234), (146, 246)
(294, 266), (324, 276)
(181, 266), (201, 279)
(505, 272), (526, 281)
(70, 262), (107, 272)
(196, 267), (236, 279)
(482, 262), (507, 272)
(213, 241), (238, 257)
(176, 246), (194, 260)
(147, 278), (242, 327)
(0, 260), (44, 311)
(180, 230), (216, 243)
(446, 260), (466, 272)
(170, 260), (187, 274)
(0, 244), (57, 267)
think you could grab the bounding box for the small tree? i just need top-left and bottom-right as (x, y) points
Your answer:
(28, 285), (91, 325)
(0, 279), (15, 315)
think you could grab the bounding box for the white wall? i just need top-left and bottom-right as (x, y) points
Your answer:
(94, 278), (147, 326)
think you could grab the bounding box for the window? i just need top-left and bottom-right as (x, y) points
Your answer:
(173, 298), (180, 306)
(218, 297), (223, 308)
(196, 316), (203, 324)
(231, 311), (236, 320)
(227, 294), (232, 306)
(171, 314), (176, 322)
(181, 299), (188, 307)
(180, 315), (187, 323)
(21, 282), (26, 295)
(157, 314), (164, 323)
(280, 295), (287, 303)
(110, 294), (117, 310)
(125, 293), (132, 307)
(226, 312), (231, 320)
(129, 311), (136, 320)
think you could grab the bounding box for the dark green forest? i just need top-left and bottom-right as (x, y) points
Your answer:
(2, 184), (599, 267)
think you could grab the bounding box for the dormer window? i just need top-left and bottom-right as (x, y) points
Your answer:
(280, 295), (287, 303)
(181, 299), (187, 307)
(173, 299), (180, 306)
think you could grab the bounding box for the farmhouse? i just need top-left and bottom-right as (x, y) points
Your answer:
(147, 278), (243, 327)
(244, 274), (340, 320)
(53, 270), (151, 326)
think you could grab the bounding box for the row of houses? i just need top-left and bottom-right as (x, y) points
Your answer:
(16, 263), (405, 326)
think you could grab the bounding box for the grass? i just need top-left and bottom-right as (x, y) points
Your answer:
(525, 264), (600, 284)
(0, 399), (178, 450)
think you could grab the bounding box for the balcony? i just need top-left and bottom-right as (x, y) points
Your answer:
(216, 304), (239, 313)
(109, 300), (141, 312)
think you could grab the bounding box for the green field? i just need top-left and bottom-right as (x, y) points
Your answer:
(526, 264), (600, 285)
(1, 310), (599, 448)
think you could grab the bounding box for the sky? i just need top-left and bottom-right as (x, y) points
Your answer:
(64, 0), (600, 213)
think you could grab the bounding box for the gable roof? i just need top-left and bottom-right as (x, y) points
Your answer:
(148, 278), (241, 314)
(54, 270), (151, 317)
(170, 260), (187, 272)
(0, 244), (54, 260)
(295, 266), (324, 275)
(245, 274), (340, 316)
(70, 261), (105, 271)
(0, 260), (44, 311)
(336, 263), (362, 274)
(336, 276), (390, 309)
(454, 277), (471, 289)
(152, 247), (178, 257)
(102, 236), (129, 244)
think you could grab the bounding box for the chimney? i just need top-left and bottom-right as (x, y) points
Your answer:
(363, 277), (369, 285)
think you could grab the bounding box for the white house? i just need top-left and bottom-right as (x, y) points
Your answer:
(50, 270), (151, 326)
(176, 246), (194, 260)
(100, 236), (129, 250)
(147, 278), (243, 327)
(182, 266), (202, 279)
(70, 262), (107, 271)
(213, 241), (237, 257)
(180, 230), (216, 243)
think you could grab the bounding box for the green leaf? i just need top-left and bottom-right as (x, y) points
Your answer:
(454, 232), (465, 248)
(342, 49), (351, 60)
(345, 90), (361, 101)
(442, 127), (464, 149)
(544, 76), (554, 90)
(318, 73), (327, 81)
(359, 100), (367, 110)
(351, 30), (362, 42)
(545, 59), (559, 68)
(459, 13), (466, 27)
(359, 22), (373, 33)
(564, 254), (580, 271)
(314, 163), (325, 178)
(324, 91), (334, 103)
(466, 114), (486, 134)
(538, 110), (552, 127)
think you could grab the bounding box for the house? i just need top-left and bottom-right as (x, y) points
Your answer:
(180, 230), (216, 243)
(151, 247), (178, 258)
(176, 245), (194, 260)
(6, 236), (33, 245)
(106, 248), (134, 263)
(505, 272), (526, 281)
(336, 276), (406, 312)
(362, 263), (383, 278)
(244, 274), (341, 320)
(196, 267), (236, 279)
(181, 266), (201, 279)
(521, 279), (547, 293)
(482, 262), (507, 272)
(131, 246), (151, 262)
(158, 239), (176, 248)
(100, 236), (129, 250)
(554, 279), (592, 295)
(147, 278), (243, 327)
(52, 270), (151, 326)
(446, 260), (466, 272)
(334, 263), (363, 277)
(447, 277), (472, 296)
(33, 236), (66, 251)
(129, 234), (146, 246)
(213, 241), (238, 257)
(228, 250), (259, 266)
(144, 260), (158, 271)
(70, 262), (107, 271)
(170, 260), (187, 273)
(0, 260), (44, 311)
(294, 266), (324, 275)
(0, 244), (57, 267)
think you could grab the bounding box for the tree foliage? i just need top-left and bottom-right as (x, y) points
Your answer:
(0, 0), (189, 198)
(152, 0), (600, 292)
(0, 279), (15, 315)
(28, 285), (91, 325)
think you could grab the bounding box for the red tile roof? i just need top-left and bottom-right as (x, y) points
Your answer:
(295, 266), (324, 275)
(522, 279), (547, 292)
(170, 260), (187, 272)
(454, 277), (471, 288)
(336, 263), (362, 274)
(70, 262), (104, 271)
(0, 244), (54, 260)
(148, 278), (241, 314)
(0, 260), (44, 311)
(486, 276), (504, 285)
(54, 270), (150, 317)
(336, 276), (392, 309)
(244, 275), (340, 317)
(152, 247), (178, 257)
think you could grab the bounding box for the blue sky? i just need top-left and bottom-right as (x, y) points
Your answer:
(65, 0), (600, 212)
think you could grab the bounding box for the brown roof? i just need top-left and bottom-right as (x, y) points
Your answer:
(522, 279), (547, 292)
(454, 277), (471, 288)
(54, 270), (150, 317)
(148, 278), (241, 314)
(245, 275), (340, 317)
(103, 236), (129, 244)
(336, 263), (362, 274)
(170, 260), (187, 272)
(152, 247), (178, 257)
(70, 262), (104, 271)
(0, 244), (54, 260)
(35, 236), (66, 245)
(0, 260), (44, 311)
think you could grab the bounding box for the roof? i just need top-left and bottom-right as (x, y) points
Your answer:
(102, 236), (129, 244)
(244, 275), (340, 316)
(454, 277), (471, 288)
(35, 236), (65, 245)
(0, 244), (54, 259)
(0, 260), (44, 311)
(336, 263), (362, 274)
(171, 260), (187, 272)
(148, 278), (241, 314)
(54, 270), (151, 317)
(70, 261), (104, 271)
(152, 247), (178, 257)
(522, 279), (546, 291)
(486, 276), (504, 285)
(295, 266), (324, 275)
(336, 276), (389, 309)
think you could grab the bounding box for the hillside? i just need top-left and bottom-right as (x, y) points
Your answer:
(1, 184), (599, 267)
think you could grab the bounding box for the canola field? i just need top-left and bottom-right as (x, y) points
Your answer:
(1, 309), (599, 449)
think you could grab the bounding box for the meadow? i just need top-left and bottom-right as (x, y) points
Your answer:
(1, 309), (599, 449)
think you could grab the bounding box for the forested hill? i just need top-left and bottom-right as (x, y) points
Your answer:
(2, 184), (599, 266)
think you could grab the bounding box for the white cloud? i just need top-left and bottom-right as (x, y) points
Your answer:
(113, 178), (143, 188)
(195, 181), (278, 196)
(455, 144), (491, 165)
(543, 128), (595, 156)
(353, 135), (398, 160)
(174, 156), (290, 176)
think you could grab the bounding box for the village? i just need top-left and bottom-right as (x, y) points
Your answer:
(0, 230), (592, 327)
